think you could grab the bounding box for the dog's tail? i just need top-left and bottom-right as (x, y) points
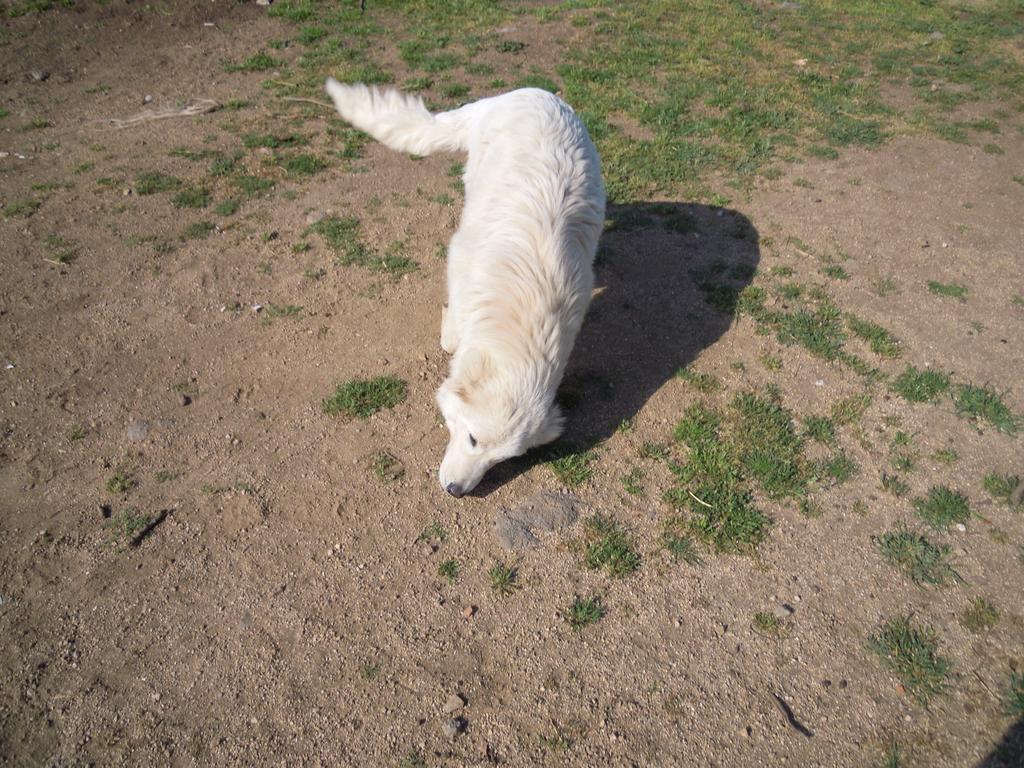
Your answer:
(324, 78), (469, 156)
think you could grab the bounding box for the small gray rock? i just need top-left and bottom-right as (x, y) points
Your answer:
(493, 513), (540, 551)
(443, 693), (465, 714)
(441, 717), (465, 739)
(305, 210), (326, 225)
(29, 70), (49, 82)
(773, 603), (795, 619)
(126, 420), (150, 442)
(512, 490), (580, 531)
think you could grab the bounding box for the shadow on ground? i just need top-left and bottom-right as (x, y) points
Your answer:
(976, 717), (1023, 768)
(474, 201), (760, 495)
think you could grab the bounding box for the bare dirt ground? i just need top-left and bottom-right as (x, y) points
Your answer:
(1, 2), (1023, 767)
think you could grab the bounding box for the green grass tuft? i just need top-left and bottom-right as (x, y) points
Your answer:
(869, 616), (951, 705)
(582, 514), (640, 578)
(890, 366), (950, 403)
(171, 187), (210, 209)
(106, 471), (134, 494)
(847, 315), (900, 358)
(438, 558), (459, 584)
(135, 172), (181, 195)
(983, 472), (1021, 507)
(547, 447), (597, 488)
(927, 280), (968, 301)
(912, 485), (970, 531)
(565, 595), (604, 631)
(224, 52), (281, 73)
(370, 451), (404, 482)
(959, 597), (998, 633)
(1005, 673), (1024, 718)
(322, 376), (407, 419)
(952, 383), (1018, 435)
(488, 562), (519, 597)
(874, 527), (961, 586)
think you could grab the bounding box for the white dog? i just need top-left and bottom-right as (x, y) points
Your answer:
(325, 80), (605, 496)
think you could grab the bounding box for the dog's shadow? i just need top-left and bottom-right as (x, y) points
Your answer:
(474, 201), (761, 495)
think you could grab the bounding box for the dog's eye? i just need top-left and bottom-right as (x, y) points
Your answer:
(468, 433), (477, 448)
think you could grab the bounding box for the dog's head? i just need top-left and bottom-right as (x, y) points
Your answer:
(436, 348), (563, 496)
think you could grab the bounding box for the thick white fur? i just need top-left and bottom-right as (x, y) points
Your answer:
(325, 79), (605, 495)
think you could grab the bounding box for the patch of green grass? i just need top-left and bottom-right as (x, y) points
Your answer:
(731, 391), (804, 498)
(243, 132), (309, 149)
(912, 485), (970, 531)
(438, 558), (459, 584)
(1005, 673), (1024, 717)
(960, 597), (998, 633)
(874, 527), (961, 586)
(261, 303), (302, 324)
(548, 447), (597, 488)
(3, 198), (42, 218)
(803, 415), (835, 445)
(667, 401), (771, 554)
(105, 508), (152, 547)
(224, 52), (281, 73)
(821, 265), (849, 280)
(67, 424), (87, 441)
(210, 150), (244, 177)
(402, 76), (433, 91)
(488, 562), (519, 597)
(890, 366), (950, 403)
(516, 74), (559, 93)
(171, 187), (210, 209)
(752, 611), (786, 636)
(183, 220), (215, 240)
(496, 40), (526, 54)
(19, 117), (51, 131)
(304, 216), (416, 278)
(45, 234), (76, 264)
(215, 198), (240, 216)
(135, 172), (182, 195)
(638, 441), (669, 461)
(565, 595), (604, 631)
(154, 470), (179, 483)
(953, 383), (1018, 435)
(224, 99), (249, 111)
(231, 174), (275, 197)
(927, 280), (968, 301)
(620, 467), (644, 496)
(322, 376), (407, 419)
(869, 616), (951, 705)
(847, 315), (900, 358)
(881, 472), (910, 498)
(106, 471), (134, 494)
(661, 518), (702, 566)
(932, 448), (958, 464)
(983, 472), (1021, 507)
(813, 452), (858, 486)
(439, 83), (470, 99)
(280, 153), (327, 175)
(416, 521), (447, 545)
(369, 450), (404, 482)
(872, 277), (899, 298)
(582, 513), (640, 578)
(676, 366), (720, 392)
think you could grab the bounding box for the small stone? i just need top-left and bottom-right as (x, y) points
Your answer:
(443, 693), (465, 714)
(126, 420), (150, 442)
(955, 523), (966, 532)
(493, 513), (540, 551)
(441, 717), (465, 739)
(462, 605), (476, 620)
(773, 603), (795, 619)
(179, 394), (191, 407)
(143, 94), (152, 104)
(838, 679), (848, 689)
(821, 679), (832, 688)
(29, 69), (49, 82)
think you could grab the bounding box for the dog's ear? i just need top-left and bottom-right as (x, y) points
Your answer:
(452, 348), (492, 404)
(535, 403), (565, 447)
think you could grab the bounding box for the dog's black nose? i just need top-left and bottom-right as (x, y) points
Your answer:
(446, 482), (464, 498)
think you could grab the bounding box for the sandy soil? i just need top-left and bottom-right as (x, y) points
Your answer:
(1, 3), (1022, 766)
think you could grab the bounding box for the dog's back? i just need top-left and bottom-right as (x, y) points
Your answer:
(325, 81), (606, 494)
